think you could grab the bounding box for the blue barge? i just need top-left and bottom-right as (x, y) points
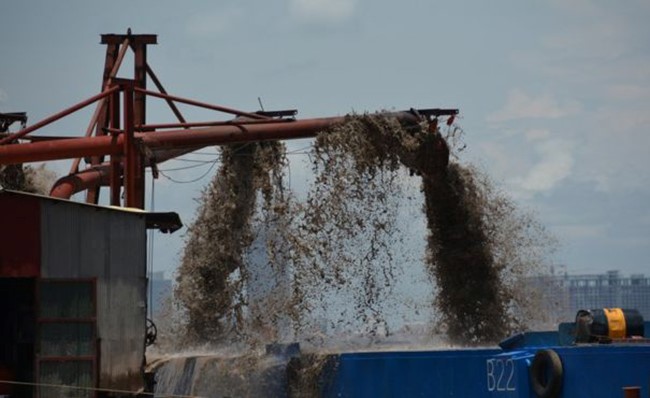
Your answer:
(321, 336), (650, 397)
(317, 314), (650, 397)
(152, 309), (650, 397)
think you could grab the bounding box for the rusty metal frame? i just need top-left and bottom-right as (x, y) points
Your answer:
(134, 87), (270, 120)
(0, 87), (118, 146)
(0, 30), (458, 209)
(145, 63), (186, 124)
(136, 118), (294, 131)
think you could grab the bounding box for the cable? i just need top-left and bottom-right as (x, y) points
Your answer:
(147, 175), (155, 319)
(185, 151), (221, 156)
(158, 163), (217, 172)
(286, 145), (313, 154)
(173, 158), (219, 164)
(156, 142), (289, 184)
(0, 379), (203, 398)
(159, 159), (219, 184)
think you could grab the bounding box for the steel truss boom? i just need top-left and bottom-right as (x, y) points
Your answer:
(0, 31), (458, 209)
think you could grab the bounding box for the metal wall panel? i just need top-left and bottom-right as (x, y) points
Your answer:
(40, 200), (147, 391)
(0, 193), (40, 277)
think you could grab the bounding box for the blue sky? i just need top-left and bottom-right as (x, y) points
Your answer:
(1, 0), (649, 276)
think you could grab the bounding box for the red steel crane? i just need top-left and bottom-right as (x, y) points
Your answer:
(0, 31), (457, 209)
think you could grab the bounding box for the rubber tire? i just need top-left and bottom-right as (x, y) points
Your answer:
(530, 349), (563, 398)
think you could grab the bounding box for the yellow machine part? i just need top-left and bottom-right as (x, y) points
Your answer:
(603, 308), (627, 339)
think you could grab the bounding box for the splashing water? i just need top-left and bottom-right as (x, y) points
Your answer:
(171, 114), (555, 350)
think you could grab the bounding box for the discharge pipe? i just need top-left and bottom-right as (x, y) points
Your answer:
(2, 109), (451, 200)
(1, 112), (425, 165)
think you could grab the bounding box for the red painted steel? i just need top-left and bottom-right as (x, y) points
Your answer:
(0, 32), (453, 208)
(0, 87), (119, 145)
(133, 42), (147, 127)
(135, 87), (269, 120)
(0, 193), (40, 277)
(0, 134), (123, 164)
(50, 166), (111, 199)
(80, 37), (131, 203)
(145, 64), (186, 124)
(39, 112), (420, 200)
(109, 90), (122, 206)
(121, 80), (145, 208)
(136, 118), (294, 131)
(0, 112), (422, 165)
(77, 38), (128, 172)
(140, 115), (347, 148)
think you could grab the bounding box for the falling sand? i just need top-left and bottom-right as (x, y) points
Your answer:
(172, 113), (555, 349)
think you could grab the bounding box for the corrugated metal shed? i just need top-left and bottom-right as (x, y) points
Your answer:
(40, 199), (148, 391)
(0, 188), (181, 394)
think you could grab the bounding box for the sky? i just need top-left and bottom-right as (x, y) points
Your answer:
(1, 0), (649, 277)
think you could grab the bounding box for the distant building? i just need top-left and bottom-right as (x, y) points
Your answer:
(534, 270), (650, 321)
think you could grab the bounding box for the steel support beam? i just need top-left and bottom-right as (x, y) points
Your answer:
(0, 112), (427, 166)
(0, 87), (119, 145)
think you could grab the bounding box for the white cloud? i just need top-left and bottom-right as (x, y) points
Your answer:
(573, 107), (650, 193)
(289, 0), (357, 23)
(474, 141), (513, 178)
(501, 3), (650, 197)
(514, 138), (574, 195)
(474, 131), (574, 200)
(487, 89), (581, 123)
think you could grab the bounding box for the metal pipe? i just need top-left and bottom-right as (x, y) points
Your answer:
(40, 111), (426, 200)
(70, 37), (130, 175)
(141, 110), (420, 150)
(0, 86), (119, 145)
(0, 111), (421, 165)
(50, 166), (111, 199)
(141, 115), (347, 149)
(0, 135), (123, 164)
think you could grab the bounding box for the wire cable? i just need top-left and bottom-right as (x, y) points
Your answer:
(147, 174), (155, 319)
(159, 158), (220, 184)
(156, 142), (283, 184)
(0, 379), (204, 398)
(173, 158), (219, 164)
(158, 163), (217, 172)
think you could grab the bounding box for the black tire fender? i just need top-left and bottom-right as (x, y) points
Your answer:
(530, 349), (563, 398)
